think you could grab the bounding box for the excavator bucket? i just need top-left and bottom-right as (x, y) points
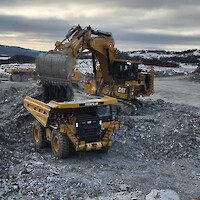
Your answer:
(36, 53), (76, 80)
(36, 53), (76, 102)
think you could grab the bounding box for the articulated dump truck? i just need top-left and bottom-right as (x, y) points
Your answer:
(24, 96), (121, 159)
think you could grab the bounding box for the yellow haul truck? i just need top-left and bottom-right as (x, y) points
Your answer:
(24, 96), (121, 158)
(5, 68), (37, 82)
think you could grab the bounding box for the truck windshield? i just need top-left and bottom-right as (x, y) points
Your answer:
(96, 105), (111, 117)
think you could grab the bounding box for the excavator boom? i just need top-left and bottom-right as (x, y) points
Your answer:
(36, 25), (116, 102)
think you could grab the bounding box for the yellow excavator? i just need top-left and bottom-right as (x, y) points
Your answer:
(36, 25), (154, 113)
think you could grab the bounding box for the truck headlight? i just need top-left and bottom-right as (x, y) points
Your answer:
(130, 86), (134, 92)
(99, 120), (102, 125)
(75, 122), (79, 128)
(130, 86), (134, 95)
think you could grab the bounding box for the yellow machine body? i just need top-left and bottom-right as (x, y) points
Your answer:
(35, 25), (154, 103)
(24, 96), (121, 154)
(84, 63), (154, 100)
(71, 69), (81, 83)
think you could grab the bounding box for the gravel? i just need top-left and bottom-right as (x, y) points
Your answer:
(191, 65), (200, 82)
(0, 80), (200, 200)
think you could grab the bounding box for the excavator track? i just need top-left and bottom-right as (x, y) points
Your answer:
(116, 99), (138, 115)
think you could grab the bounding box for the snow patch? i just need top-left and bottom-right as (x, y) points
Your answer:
(0, 63), (35, 77)
(75, 59), (94, 74)
(130, 51), (174, 59)
(0, 55), (11, 60)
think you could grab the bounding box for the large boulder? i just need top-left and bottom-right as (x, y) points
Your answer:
(146, 189), (180, 200)
(86, 191), (145, 200)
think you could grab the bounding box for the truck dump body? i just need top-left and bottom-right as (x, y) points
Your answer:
(24, 96), (121, 158)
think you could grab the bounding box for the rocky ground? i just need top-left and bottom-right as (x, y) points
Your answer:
(191, 66), (200, 82)
(0, 78), (200, 200)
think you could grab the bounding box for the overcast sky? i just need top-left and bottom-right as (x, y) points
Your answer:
(0, 0), (200, 51)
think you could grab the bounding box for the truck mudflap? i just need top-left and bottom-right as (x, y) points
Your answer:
(78, 142), (105, 151)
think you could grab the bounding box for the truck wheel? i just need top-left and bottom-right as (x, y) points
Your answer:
(21, 74), (28, 82)
(11, 74), (21, 82)
(51, 130), (70, 159)
(32, 120), (48, 148)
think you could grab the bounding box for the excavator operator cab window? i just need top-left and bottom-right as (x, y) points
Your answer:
(112, 61), (139, 81)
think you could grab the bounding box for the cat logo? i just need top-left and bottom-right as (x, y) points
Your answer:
(117, 87), (126, 94)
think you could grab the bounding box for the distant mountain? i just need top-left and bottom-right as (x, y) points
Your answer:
(0, 45), (42, 57)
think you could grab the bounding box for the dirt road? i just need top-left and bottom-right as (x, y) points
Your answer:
(148, 75), (200, 108)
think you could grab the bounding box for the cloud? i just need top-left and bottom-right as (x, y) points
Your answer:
(0, 0), (200, 50)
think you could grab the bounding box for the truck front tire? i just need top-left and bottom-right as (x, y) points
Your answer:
(51, 130), (70, 159)
(32, 120), (48, 148)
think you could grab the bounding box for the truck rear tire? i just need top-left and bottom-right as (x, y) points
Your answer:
(11, 74), (21, 82)
(51, 130), (70, 159)
(32, 120), (48, 148)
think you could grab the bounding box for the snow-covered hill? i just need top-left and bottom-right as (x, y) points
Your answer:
(129, 49), (200, 60)
(1, 49), (199, 78)
(129, 49), (199, 76)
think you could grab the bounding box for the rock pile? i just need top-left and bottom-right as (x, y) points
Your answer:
(114, 99), (200, 161)
(0, 81), (200, 199)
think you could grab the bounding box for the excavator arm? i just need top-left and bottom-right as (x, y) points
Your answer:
(53, 25), (116, 84)
(36, 25), (117, 102)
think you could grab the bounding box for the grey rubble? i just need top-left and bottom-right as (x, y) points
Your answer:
(0, 81), (200, 200)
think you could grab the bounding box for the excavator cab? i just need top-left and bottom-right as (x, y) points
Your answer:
(112, 61), (139, 82)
